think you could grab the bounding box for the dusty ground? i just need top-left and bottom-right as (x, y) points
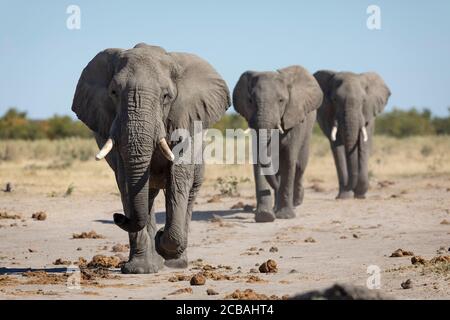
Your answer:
(0, 136), (449, 299)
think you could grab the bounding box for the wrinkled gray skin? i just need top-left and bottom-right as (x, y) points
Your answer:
(233, 66), (323, 222)
(314, 71), (390, 199)
(72, 44), (230, 273)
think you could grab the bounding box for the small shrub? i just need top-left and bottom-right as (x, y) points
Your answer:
(420, 145), (433, 157)
(215, 176), (248, 196)
(64, 183), (75, 197)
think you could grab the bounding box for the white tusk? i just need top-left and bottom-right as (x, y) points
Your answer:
(277, 124), (284, 134)
(159, 138), (175, 161)
(361, 126), (368, 142)
(331, 126), (338, 141)
(95, 138), (114, 161)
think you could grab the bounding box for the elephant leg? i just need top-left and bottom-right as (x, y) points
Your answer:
(253, 163), (276, 223)
(332, 143), (352, 199)
(293, 167), (304, 207)
(275, 155), (296, 219)
(293, 132), (312, 207)
(155, 163), (194, 260)
(164, 164), (202, 268)
(293, 158), (306, 207)
(122, 188), (163, 274)
(162, 188), (195, 269)
(273, 173), (281, 211)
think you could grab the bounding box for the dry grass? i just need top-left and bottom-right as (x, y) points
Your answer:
(307, 135), (450, 184)
(0, 135), (449, 195)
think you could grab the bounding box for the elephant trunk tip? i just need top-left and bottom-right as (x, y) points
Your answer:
(113, 213), (147, 233)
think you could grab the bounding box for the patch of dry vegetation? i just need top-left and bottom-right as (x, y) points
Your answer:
(0, 136), (449, 195)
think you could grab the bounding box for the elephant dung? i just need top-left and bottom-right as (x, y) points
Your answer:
(411, 256), (427, 265)
(87, 255), (122, 268)
(225, 289), (282, 300)
(190, 273), (206, 286)
(53, 258), (71, 266)
(111, 243), (129, 252)
(258, 259), (278, 273)
(31, 211), (47, 221)
(390, 248), (414, 257)
(72, 230), (105, 239)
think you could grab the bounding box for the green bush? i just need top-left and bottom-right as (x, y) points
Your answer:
(375, 108), (436, 137)
(0, 107), (92, 140)
(213, 113), (248, 133)
(1, 106), (449, 140)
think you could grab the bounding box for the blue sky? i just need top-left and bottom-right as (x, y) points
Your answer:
(1, 0), (449, 118)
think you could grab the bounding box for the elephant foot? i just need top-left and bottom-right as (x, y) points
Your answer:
(121, 254), (163, 274)
(164, 251), (188, 269)
(155, 228), (185, 260)
(255, 210), (276, 223)
(293, 187), (305, 207)
(336, 191), (353, 200)
(354, 193), (366, 199)
(275, 207), (296, 219)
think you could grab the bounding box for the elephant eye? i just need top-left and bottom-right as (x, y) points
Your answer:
(162, 92), (172, 105)
(110, 89), (118, 99)
(279, 98), (284, 103)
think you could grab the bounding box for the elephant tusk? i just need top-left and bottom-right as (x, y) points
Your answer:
(277, 124), (284, 134)
(331, 126), (338, 141)
(361, 126), (368, 142)
(159, 138), (175, 161)
(95, 138), (114, 161)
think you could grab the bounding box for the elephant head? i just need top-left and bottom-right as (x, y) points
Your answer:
(314, 70), (390, 191)
(72, 43), (230, 235)
(233, 65), (322, 132)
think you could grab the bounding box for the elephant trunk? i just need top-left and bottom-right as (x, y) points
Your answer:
(342, 110), (363, 191)
(114, 89), (161, 233)
(256, 123), (279, 190)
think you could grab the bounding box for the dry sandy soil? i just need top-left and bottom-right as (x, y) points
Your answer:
(0, 136), (449, 299)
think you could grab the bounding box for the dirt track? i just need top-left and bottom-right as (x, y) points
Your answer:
(1, 174), (449, 299)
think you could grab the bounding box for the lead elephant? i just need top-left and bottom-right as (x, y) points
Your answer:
(233, 66), (323, 222)
(314, 70), (390, 199)
(72, 43), (230, 273)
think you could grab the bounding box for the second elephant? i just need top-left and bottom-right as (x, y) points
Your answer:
(233, 66), (323, 222)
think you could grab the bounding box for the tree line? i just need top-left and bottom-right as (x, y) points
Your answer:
(0, 107), (449, 140)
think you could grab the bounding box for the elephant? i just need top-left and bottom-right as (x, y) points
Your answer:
(71, 43), (230, 273)
(233, 66), (323, 222)
(314, 70), (391, 199)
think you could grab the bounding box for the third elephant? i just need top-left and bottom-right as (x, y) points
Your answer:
(314, 70), (391, 200)
(233, 66), (323, 222)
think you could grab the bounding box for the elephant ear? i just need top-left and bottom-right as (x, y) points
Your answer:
(313, 70), (337, 135)
(166, 52), (230, 133)
(232, 71), (255, 121)
(71, 48), (122, 138)
(360, 72), (391, 120)
(278, 66), (323, 130)
(313, 70), (336, 100)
